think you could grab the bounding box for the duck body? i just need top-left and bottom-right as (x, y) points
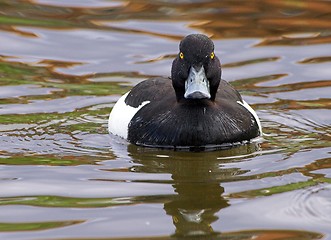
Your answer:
(108, 34), (262, 149)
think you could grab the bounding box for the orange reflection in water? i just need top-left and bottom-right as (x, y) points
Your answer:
(0, 0), (330, 44)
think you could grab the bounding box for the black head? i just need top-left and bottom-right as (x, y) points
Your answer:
(171, 34), (222, 102)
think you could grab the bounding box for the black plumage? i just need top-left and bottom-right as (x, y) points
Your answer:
(119, 34), (260, 148)
(127, 79), (259, 148)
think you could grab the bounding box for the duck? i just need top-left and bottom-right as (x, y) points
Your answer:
(108, 34), (262, 149)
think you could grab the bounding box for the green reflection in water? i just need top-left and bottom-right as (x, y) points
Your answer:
(0, 62), (38, 86)
(0, 195), (122, 208)
(0, 155), (97, 166)
(54, 229), (324, 240)
(0, 15), (71, 27)
(0, 220), (83, 232)
(230, 178), (331, 199)
(0, 61), (130, 96)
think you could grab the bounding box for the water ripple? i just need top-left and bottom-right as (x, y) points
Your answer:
(286, 184), (331, 224)
(0, 95), (115, 115)
(0, 84), (61, 99)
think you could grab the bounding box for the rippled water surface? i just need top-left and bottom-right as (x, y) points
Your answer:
(0, 0), (331, 239)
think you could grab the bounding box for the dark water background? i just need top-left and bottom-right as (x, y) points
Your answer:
(0, 0), (331, 239)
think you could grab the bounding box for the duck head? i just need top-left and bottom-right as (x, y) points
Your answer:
(171, 34), (222, 102)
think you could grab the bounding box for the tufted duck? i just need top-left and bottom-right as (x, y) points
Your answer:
(108, 34), (262, 149)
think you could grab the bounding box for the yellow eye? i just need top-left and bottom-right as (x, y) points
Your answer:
(179, 52), (184, 59)
(210, 52), (215, 59)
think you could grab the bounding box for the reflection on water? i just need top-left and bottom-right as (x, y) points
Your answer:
(0, 0), (331, 239)
(127, 145), (255, 237)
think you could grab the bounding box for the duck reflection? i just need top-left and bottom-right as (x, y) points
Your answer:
(126, 143), (259, 238)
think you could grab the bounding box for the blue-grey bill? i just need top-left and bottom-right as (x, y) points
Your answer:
(184, 66), (211, 99)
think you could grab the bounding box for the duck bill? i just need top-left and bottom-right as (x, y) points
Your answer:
(184, 66), (211, 99)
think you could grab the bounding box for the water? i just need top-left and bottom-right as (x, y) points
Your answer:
(0, 0), (331, 239)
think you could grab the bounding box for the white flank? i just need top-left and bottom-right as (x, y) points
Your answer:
(108, 92), (150, 139)
(237, 100), (262, 136)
